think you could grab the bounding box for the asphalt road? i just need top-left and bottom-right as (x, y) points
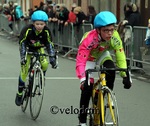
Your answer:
(0, 36), (150, 126)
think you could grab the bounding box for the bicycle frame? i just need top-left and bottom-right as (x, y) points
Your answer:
(21, 51), (48, 119)
(86, 67), (130, 126)
(21, 50), (58, 120)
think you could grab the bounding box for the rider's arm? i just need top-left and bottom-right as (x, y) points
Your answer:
(44, 27), (55, 56)
(19, 25), (31, 59)
(110, 30), (127, 77)
(76, 31), (93, 82)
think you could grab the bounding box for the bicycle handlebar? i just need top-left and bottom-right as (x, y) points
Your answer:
(27, 51), (59, 69)
(86, 67), (128, 74)
(85, 67), (131, 86)
(27, 50), (59, 57)
(27, 51), (49, 57)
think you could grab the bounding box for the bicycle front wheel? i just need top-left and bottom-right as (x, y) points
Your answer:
(102, 87), (119, 126)
(87, 97), (94, 126)
(30, 68), (44, 120)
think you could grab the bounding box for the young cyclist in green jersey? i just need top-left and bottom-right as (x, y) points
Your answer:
(15, 10), (57, 106)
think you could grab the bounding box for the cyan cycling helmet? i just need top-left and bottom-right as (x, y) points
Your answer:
(31, 10), (48, 22)
(94, 11), (117, 28)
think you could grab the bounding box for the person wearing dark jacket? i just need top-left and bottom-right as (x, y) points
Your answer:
(123, 2), (141, 27)
(64, 3), (77, 26)
(85, 5), (96, 25)
(73, 6), (87, 27)
(122, 2), (142, 68)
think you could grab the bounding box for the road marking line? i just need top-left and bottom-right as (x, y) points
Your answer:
(0, 77), (136, 80)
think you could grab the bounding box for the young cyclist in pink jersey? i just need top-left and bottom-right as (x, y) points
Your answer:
(76, 11), (132, 126)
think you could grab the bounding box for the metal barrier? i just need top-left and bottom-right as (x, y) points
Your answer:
(0, 14), (26, 36)
(0, 15), (149, 71)
(132, 26), (150, 66)
(118, 26), (133, 69)
(0, 14), (11, 32)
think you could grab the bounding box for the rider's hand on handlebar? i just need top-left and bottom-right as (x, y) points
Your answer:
(50, 56), (57, 69)
(80, 80), (92, 91)
(122, 77), (132, 89)
(80, 81), (86, 90)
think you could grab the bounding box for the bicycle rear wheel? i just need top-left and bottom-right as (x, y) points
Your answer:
(102, 87), (119, 126)
(30, 68), (44, 120)
(21, 77), (30, 112)
(21, 86), (29, 112)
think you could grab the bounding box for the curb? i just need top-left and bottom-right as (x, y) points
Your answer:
(131, 69), (150, 83)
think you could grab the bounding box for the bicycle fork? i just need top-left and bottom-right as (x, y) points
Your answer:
(93, 73), (106, 125)
(100, 73), (117, 125)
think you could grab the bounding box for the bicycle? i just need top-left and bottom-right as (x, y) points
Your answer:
(86, 66), (131, 126)
(21, 51), (58, 120)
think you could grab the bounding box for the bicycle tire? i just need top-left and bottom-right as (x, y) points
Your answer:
(87, 97), (94, 126)
(21, 76), (30, 112)
(101, 86), (119, 126)
(21, 86), (29, 112)
(30, 67), (44, 120)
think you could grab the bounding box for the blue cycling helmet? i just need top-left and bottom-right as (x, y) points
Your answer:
(94, 11), (117, 28)
(31, 10), (48, 22)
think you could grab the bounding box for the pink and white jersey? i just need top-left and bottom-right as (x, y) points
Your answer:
(76, 29), (127, 81)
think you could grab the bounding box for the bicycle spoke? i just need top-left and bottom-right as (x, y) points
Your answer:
(103, 88), (119, 126)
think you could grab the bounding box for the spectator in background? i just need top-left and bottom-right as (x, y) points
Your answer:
(57, 4), (69, 53)
(46, 0), (52, 4)
(145, 19), (150, 45)
(47, 4), (55, 22)
(13, 3), (24, 21)
(58, 4), (69, 26)
(0, 3), (2, 14)
(122, 2), (142, 68)
(3, 3), (14, 34)
(24, 8), (33, 20)
(38, 1), (45, 11)
(84, 5), (96, 25)
(28, 8), (34, 17)
(123, 2), (132, 23)
(55, 4), (60, 13)
(143, 19), (150, 56)
(123, 2), (141, 27)
(64, 3), (77, 26)
(8, 1), (14, 12)
(50, 5), (59, 22)
(73, 6), (87, 31)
